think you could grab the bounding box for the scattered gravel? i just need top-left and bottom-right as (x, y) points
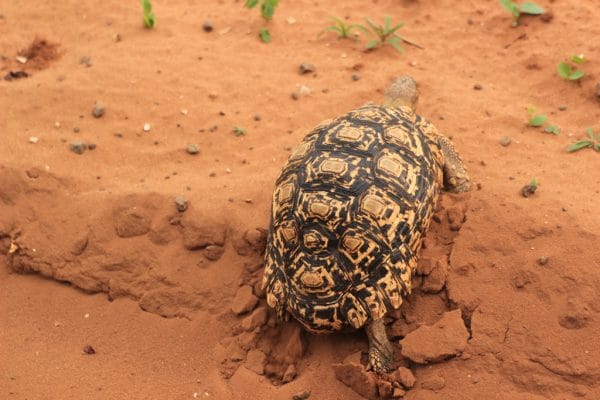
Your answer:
(92, 102), (106, 118)
(186, 144), (199, 155)
(175, 196), (188, 212)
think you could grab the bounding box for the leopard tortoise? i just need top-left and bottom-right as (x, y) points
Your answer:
(261, 75), (471, 373)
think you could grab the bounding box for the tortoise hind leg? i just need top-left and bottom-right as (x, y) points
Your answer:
(365, 318), (394, 374)
(437, 135), (471, 193)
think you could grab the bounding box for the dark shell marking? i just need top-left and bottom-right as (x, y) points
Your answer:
(262, 103), (444, 333)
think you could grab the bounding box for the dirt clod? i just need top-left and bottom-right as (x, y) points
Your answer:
(400, 309), (469, 364)
(292, 390), (311, 400)
(499, 136), (512, 146)
(186, 144), (199, 155)
(333, 363), (378, 400)
(231, 285), (258, 315)
(82, 345), (96, 355)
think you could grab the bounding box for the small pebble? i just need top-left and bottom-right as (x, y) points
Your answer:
(286, 17), (297, 24)
(15, 56), (27, 64)
(351, 73), (361, 81)
(558, 105), (568, 111)
(73, 127), (80, 133)
(54, 121), (61, 128)
(29, 136), (39, 144)
(538, 256), (548, 266)
(253, 114), (262, 121)
(473, 83), (483, 90)
(82, 345), (96, 355)
(143, 123), (151, 132)
(175, 196), (188, 212)
(202, 21), (214, 32)
(69, 141), (87, 155)
(595, 83), (600, 100)
(112, 33), (122, 42)
(180, 108), (188, 115)
(291, 92), (300, 100)
(186, 144), (199, 155)
(92, 102), (106, 118)
(88, 143), (97, 150)
(299, 63), (316, 74)
(79, 55), (92, 67)
(499, 136), (512, 147)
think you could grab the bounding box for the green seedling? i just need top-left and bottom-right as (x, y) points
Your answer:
(233, 126), (247, 137)
(567, 128), (600, 153)
(259, 27), (271, 43)
(363, 16), (405, 53)
(245, 0), (279, 43)
(319, 16), (368, 40)
(557, 54), (586, 81)
(527, 106), (547, 127)
(544, 125), (561, 135)
(521, 177), (539, 197)
(141, 0), (155, 29)
(499, 0), (545, 26)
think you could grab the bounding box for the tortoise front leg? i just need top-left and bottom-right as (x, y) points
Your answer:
(365, 318), (394, 373)
(437, 135), (471, 193)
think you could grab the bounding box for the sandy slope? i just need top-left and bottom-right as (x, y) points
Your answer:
(1, 0), (600, 399)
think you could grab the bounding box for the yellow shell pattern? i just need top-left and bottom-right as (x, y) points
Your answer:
(262, 103), (444, 333)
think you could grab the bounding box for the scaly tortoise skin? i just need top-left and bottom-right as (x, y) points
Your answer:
(261, 76), (471, 373)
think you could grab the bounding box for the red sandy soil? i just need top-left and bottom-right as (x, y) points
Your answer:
(1, 1), (600, 399)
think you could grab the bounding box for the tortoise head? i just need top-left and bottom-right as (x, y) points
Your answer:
(382, 75), (419, 111)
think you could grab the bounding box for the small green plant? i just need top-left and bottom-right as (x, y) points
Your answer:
(319, 16), (367, 39)
(363, 16), (405, 53)
(544, 125), (561, 135)
(527, 106), (547, 127)
(141, 0), (155, 29)
(245, 0), (279, 43)
(521, 177), (539, 197)
(557, 54), (586, 81)
(233, 126), (247, 137)
(499, 0), (545, 26)
(567, 128), (600, 153)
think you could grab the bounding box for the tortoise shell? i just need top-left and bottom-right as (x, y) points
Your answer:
(261, 103), (444, 333)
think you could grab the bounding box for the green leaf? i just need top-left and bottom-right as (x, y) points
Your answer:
(499, 0), (518, 14)
(527, 106), (536, 115)
(568, 70), (584, 80)
(544, 125), (561, 135)
(571, 54), (586, 64)
(557, 62), (572, 79)
(567, 140), (593, 153)
(366, 39), (380, 49)
(259, 27), (271, 43)
(586, 128), (594, 140)
(529, 114), (547, 127)
(384, 16), (391, 32)
(518, 2), (545, 15)
(529, 177), (539, 189)
(594, 143), (600, 152)
(141, 0), (155, 28)
(245, 0), (259, 8)
(387, 36), (405, 53)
